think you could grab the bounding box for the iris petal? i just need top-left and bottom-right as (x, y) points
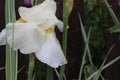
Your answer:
(6, 22), (46, 53)
(19, 0), (57, 28)
(35, 32), (67, 68)
(0, 0), (68, 68)
(0, 29), (6, 45)
(57, 20), (63, 32)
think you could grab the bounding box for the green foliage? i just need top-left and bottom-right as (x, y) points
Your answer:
(77, 0), (111, 80)
(109, 22), (120, 32)
(84, 0), (107, 66)
(104, 0), (119, 23)
(118, 0), (120, 6)
(105, 0), (120, 33)
(4, 0), (120, 80)
(84, 65), (96, 78)
(35, 0), (44, 5)
(77, 0), (120, 80)
(87, 56), (120, 80)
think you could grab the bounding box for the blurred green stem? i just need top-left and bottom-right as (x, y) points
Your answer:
(79, 14), (94, 66)
(59, 0), (68, 80)
(78, 16), (91, 80)
(0, 67), (5, 70)
(28, 54), (35, 80)
(5, 0), (18, 80)
(87, 56), (120, 80)
(104, 0), (119, 23)
(94, 42), (116, 80)
(47, 66), (53, 80)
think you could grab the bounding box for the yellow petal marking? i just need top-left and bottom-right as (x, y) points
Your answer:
(19, 18), (54, 32)
(19, 18), (27, 23)
(45, 28), (54, 32)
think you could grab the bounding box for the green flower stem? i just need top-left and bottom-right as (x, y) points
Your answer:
(5, 0), (18, 80)
(6, 45), (12, 80)
(58, 16), (68, 80)
(59, 0), (69, 80)
(28, 54), (35, 80)
(46, 66), (53, 80)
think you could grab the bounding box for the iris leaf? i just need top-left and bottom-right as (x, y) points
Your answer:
(109, 22), (120, 32)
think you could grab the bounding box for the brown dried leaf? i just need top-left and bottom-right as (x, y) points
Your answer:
(66, 0), (74, 12)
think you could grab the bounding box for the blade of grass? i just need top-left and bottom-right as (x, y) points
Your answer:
(5, 0), (18, 80)
(78, 29), (91, 80)
(94, 41), (116, 80)
(32, 73), (35, 80)
(54, 68), (60, 77)
(78, 13), (105, 80)
(55, 68), (67, 80)
(78, 15), (91, 80)
(0, 67), (5, 70)
(18, 65), (25, 74)
(78, 13), (95, 68)
(87, 56), (120, 80)
(78, 13), (95, 80)
(93, 1), (120, 79)
(104, 0), (119, 23)
(91, 1), (120, 79)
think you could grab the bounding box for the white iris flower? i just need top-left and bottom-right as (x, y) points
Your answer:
(0, 0), (67, 68)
